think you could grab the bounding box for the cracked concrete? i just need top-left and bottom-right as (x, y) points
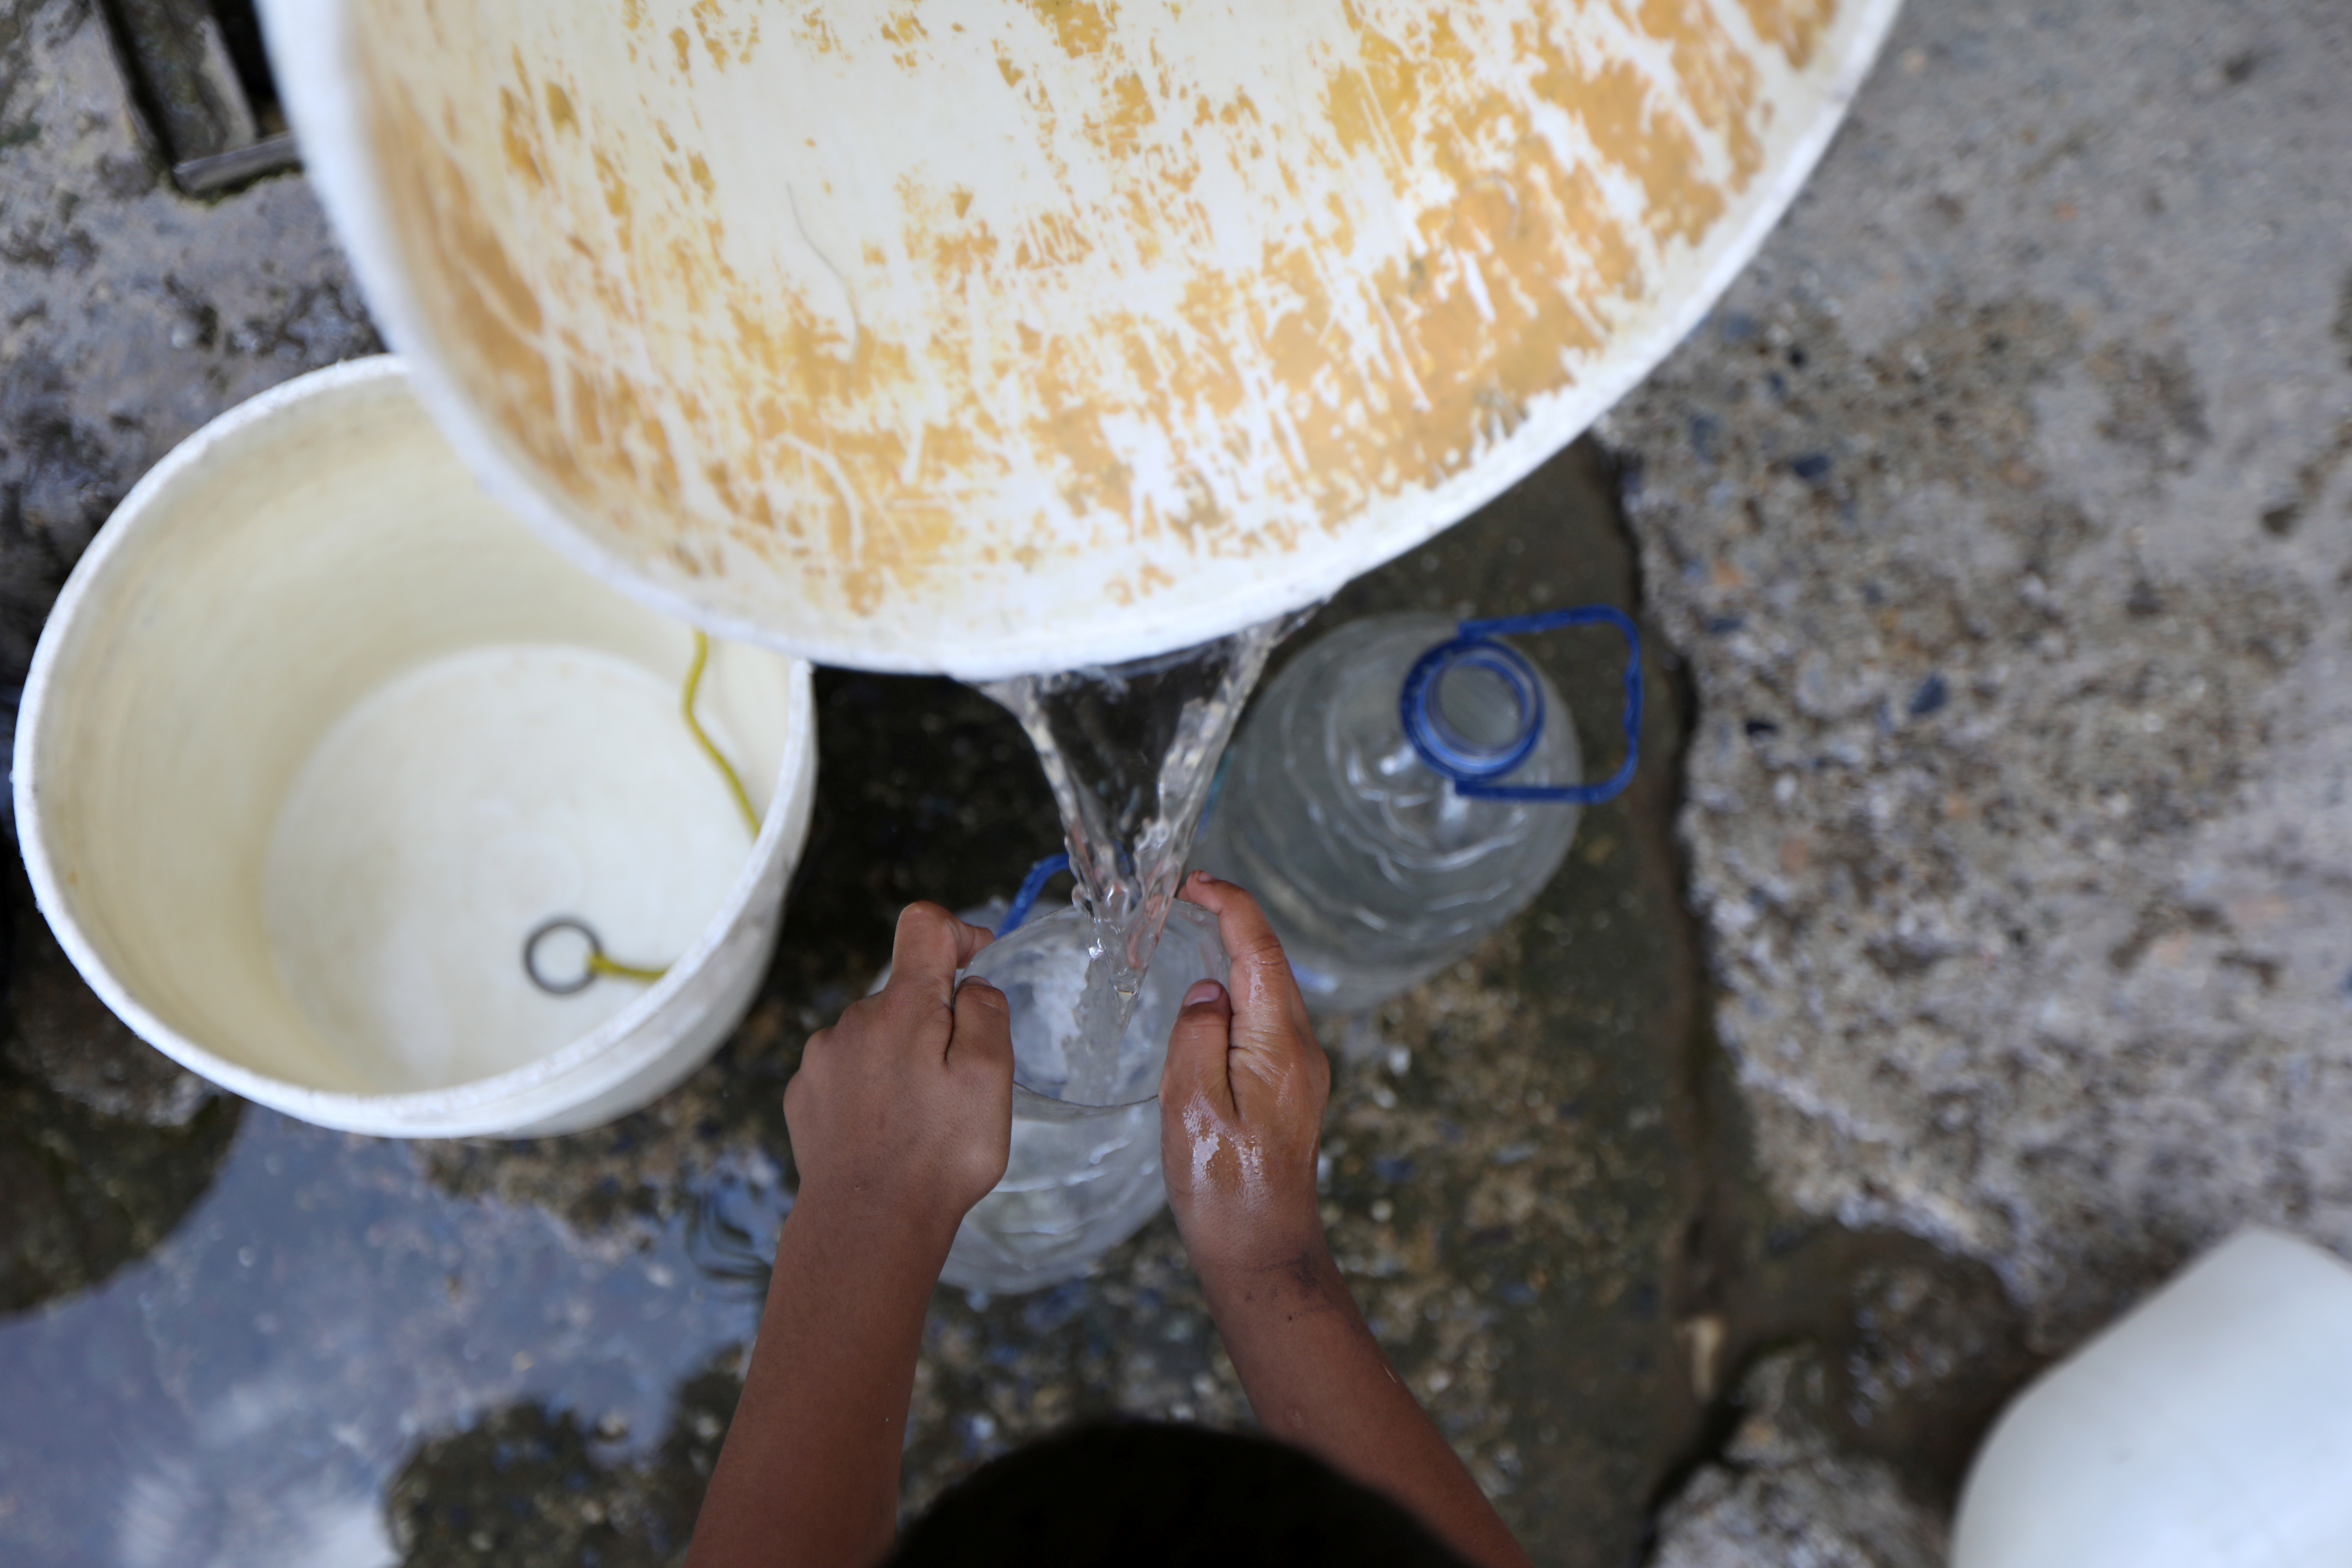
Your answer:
(1605, 0), (2352, 1347)
(1652, 1350), (1945, 1568)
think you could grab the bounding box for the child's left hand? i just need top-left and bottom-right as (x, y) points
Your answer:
(784, 903), (1015, 1241)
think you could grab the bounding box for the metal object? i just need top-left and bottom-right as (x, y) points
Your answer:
(96, 0), (299, 194)
(173, 130), (299, 196)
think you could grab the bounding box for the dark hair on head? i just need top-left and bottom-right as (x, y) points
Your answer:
(885, 1419), (1473, 1568)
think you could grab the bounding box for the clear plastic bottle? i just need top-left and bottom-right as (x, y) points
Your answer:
(1191, 609), (1637, 1014)
(938, 899), (1228, 1295)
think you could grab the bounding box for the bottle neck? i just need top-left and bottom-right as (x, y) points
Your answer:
(1399, 638), (1546, 783)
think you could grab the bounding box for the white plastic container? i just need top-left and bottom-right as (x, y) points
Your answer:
(13, 357), (818, 1139)
(1953, 1228), (2352, 1568)
(259, 0), (1900, 677)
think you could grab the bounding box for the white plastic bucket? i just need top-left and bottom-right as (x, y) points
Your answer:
(259, 0), (1900, 677)
(1953, 1228), (2352, 1568)
(13, 357), (819, 1139)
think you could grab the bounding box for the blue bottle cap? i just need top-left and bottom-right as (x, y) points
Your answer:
(1396, 606), (1643, 805)
(1399, 637), (1548, 781)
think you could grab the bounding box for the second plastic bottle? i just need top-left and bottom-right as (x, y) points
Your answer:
(1191, 612), (1595, 1015)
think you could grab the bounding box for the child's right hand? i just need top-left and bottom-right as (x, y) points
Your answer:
(784, 902), (1014, 1244)
(1160, 871), (1332, 1280)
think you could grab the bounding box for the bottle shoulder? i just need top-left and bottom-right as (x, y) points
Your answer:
(1223, 611), (1583, 881)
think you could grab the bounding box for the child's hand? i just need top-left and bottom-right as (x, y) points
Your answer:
(698, 906), (1014, 1568)
(1160, 871), (1332, 1279)
(1155, 874), (1533, 1568)
(784, 903), (1015, 1240)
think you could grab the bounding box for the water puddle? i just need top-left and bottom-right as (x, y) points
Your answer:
(977, 616), (1296, 1097)
(1, 621), (1314, 1558)
(0, 1109), (788, 1568)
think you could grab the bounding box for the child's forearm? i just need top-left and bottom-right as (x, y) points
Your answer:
(686, 1195), (954, 1568)
(1200, 1235), (1534, 1568)
(1163, 876), (1531, 1568)
(687, 904), (1012, 1568)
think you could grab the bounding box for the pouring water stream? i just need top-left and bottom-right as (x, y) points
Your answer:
(976, 613), (1301, 1104)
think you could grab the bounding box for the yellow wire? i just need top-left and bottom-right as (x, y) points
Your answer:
(520, 632), (758, 991)
(586, 951), (670, 985)
(683, 630), (762, 838)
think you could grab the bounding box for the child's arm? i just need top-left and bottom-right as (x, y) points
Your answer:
(1163, 872), (1535, 1568)
(687, 904), (1014, 1568)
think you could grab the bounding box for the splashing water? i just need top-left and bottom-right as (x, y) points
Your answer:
(980, 614), (1299, 1102)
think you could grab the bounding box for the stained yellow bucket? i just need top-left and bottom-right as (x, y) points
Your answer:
(261, 0), (1898, 676)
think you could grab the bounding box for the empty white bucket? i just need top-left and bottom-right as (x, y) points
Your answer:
(13, 356), (818, 1138)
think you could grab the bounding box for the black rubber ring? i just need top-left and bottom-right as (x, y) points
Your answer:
(523, 917), (602, 996)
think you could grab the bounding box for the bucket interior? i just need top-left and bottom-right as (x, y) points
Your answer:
(30, 370), (799, 1098)
(283, 0), (1896, 673)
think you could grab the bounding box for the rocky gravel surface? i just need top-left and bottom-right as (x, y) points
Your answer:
(1607, 0), (2352, 1348)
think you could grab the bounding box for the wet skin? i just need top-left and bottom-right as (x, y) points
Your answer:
(1163, 873), (1532, 1568)
(686, 877), (1531, 1568)
(686, 903), (1013, 1568)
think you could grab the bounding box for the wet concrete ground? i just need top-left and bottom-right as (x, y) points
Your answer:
(1614, 0), (2352, 1358)
(7, 0), (2347, 1563)
(3, 421), (2018, 1567)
